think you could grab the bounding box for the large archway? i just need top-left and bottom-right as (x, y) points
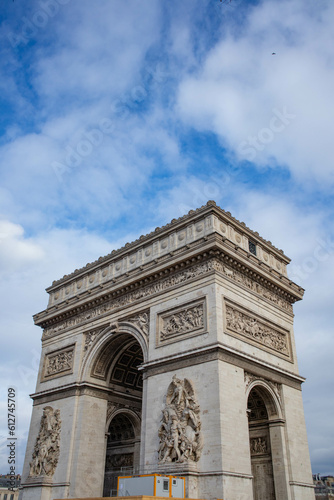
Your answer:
(102, 337), (144, 497)
(247, 387), (276, 500)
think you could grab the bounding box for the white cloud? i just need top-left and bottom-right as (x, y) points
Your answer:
(177, 0), (334, 186)
(32, 1), (161, 103)
(0, 220), (44, 275)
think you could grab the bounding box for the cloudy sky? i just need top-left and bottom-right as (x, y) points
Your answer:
(0, 0), (333, 476)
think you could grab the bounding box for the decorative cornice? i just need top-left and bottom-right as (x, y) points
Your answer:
(38, 250), (298, 338)
(40, 257), (214, 335)
(289, 481), (315, 489)
(21, 481), (71, 488)
(30, 381), (143, 405)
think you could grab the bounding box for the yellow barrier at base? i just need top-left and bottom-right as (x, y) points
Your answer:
(55, 497), (224, 500)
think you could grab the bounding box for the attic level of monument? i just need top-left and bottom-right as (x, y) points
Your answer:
(34, 201), (304, 332)
(48, 200), (288, 288)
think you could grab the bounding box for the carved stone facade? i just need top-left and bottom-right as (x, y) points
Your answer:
(29, 407), (61, 478)
(105, 453), (133, 469)
(42, 346), (74, 380)
(20, 202), (314, 500)
(158, 376), (203, 464)
(244, 371), (282, 404)
(41, 261), (212, 339)
(83, 310), (149, 359)
(41, 257), (292, 340)
(84, 327), (106, 353)
(225, 302), (291, 359)
(250, 437), (268, 455)
(124, 310), (150, 337)
(158, 300), (206, 345)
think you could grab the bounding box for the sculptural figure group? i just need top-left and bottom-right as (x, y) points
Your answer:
(29, 406), (61, 477)
(158, 375), (203, 463)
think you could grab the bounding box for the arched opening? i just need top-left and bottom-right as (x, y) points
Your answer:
(103, 413), (139, 496)
(247, 388), (276, 500)
(102, 337), (143, 497)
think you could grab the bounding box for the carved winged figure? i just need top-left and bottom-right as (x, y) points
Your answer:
(158, 376), (203, 464)
(29, 406), (61, 477)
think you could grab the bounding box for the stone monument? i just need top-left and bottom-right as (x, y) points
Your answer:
(20, 201), (315, 500)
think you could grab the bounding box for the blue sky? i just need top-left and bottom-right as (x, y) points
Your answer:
(0, 0), (333, 476)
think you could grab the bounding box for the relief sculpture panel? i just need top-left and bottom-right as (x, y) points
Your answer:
(158, 375), (203, 464)
(225, 301), (291, 359)
(157, 299), (206, 346)
(250, 437), (268, 455)
(42, 345), (75, 380)
(29, 406), (61, 478)
(125, 310), (150, 337)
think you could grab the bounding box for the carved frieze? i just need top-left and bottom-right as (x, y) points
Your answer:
(124, 310), (150, 337)
(225, 302), (291, 359)
(84, 329), (104, 352)
(158, 375), (203, 464)
(42, 346), (75, 380)
(157, 300), (206, 346)
(250, 437), (268, 455)
(29, 406), (61, 477)
(42, 261), (213, 338)
(105, 453), (133, 469)
(212, 259), (292, 313)
(83, 311), (149, 360)
(42, 257), (292, 339)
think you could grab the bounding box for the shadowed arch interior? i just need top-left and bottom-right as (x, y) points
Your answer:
(104, 412), (139, 497)
(91, 332), (144, 383)
(102, 336), (143, 497)
(108, 413), (135, 442)
(248, 388), (269, 422)
(248, 387), (276, 500)
(109, 341), (143, 391)
(247, 383), (280, 420)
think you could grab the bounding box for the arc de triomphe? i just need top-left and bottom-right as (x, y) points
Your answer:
(19, 201), (314, 500)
